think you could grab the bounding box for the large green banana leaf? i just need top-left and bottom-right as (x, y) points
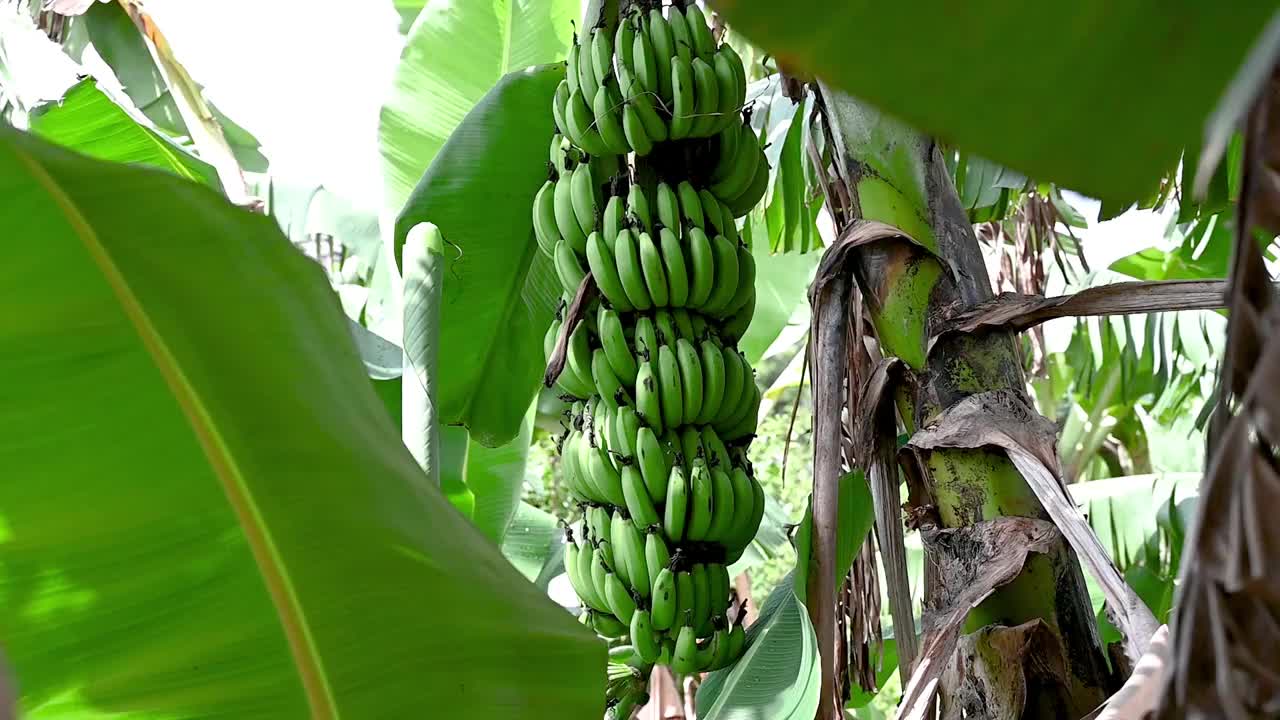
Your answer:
(379, 0), (577, 220)
(709, 0), (1275, 204)
(393, 65), (563, 447)
(0, 126), (603, 719)
(29, 78), (219, 189)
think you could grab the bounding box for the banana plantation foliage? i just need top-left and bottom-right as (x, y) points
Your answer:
(1, 1), (1278, 719)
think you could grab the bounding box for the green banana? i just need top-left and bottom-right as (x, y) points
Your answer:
(614, 228), (653, 311)
(644, 530), (671, 591)
(614, 16), (636, 74)
(671, 624), (698, 675)
(722, 242), (756, 316)
(602, 194), (625, 246)
(533, 179), (561, 257)
(707, 466), (736, 541)
(708, 563), (730, 619)
(721, 290), (754, 346)
(598, 307), (639, 385)
(726, 621), (747, 663)
(666, 6), (694, 68)
(543, 315), (561, 364)
(632, 16), (659, 97)
(680, 425), (704, 467)
(631, 609), (662, 664)
(553, 79), (571, 136)
(608, 644), (638, 664)
(613, 405), (640, 458)
(669, 55), (695, 140)
(589, 433), (628, 507)
(675, 338), (703, 424)
(717, 341), (745, 426)
(686, 461), (714, 541)
(653, 309), (677, 347)
(560, 432), (589, 501)
(651, 567), (678, 631)
(623, 71), (668, 143)
(566, 41), (582, 97)
(564, 537), (586, 602)
(610, 510), (636, 589)
(663, 464), (689, 541)
(565, 321), (595, 396)
(635, 426), (670, 503)
(694, 338), (726, 424)
(637, 231), (670, 307)
(710, 122), (759, 201)
(604, 571), (637, 624)
(622, 101), (654, 156)
(655, 182), (680, 231)
(592, 348), (626, 408)
(589, 506), (613, 547)
(677, 180), (705, 230)
(711, 123), (741, 184)
(672, 306), (695, 341)
(617, 511), (650, 597)
(628, 182), (654, 235)
(565, 87), (611, 157)
(635, 360), (663, 435)
(593, 611), (630, 639)
(590, 28), (613, 85)
(685, 226), (715, 308)
(685, 4), (715, 60)
(726, 156), (770, 217)
(726, 466), (758, 552)
(587, 231), (633, 311)
(674, 571), (695, 635)
(719, 43), (748, 113)
(689, 57), (720, 137)
(570, 162), (599, 238)
(577, 32), (601, 105)
(656, 343), (685, 429)
(710, 50), (739, 134)
(723, 382), (761, 442)
(645, 9), (674, 100)
(703, 233), (740, 316)
(706, 628), (731, 671)
(658, 227), (690, 308)
(690, 563), (712, 636)
(622, 464), (661, 532)
(554, 176), (587, 254)
(633, 314), (659, 361)
(588, 542), (612, 610)
(701, 426), (731, 470)
(720, 198), (740, 243)
(594, 82), (632, 155)
(699, 187), (725, 237)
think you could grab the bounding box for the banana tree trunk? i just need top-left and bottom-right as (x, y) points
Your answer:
(816, 86), (1114, 717)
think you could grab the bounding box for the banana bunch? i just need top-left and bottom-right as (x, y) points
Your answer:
(555, 3), (747, 158)
(536, 4), (776, 688)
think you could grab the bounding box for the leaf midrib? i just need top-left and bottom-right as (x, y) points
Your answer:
(13, 142), (340, 719)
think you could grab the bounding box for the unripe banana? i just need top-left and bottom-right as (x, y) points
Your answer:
(653, 309), (677, 348)
(622, 102), (654, 156)
(684, 4), (715, 60)
(635, 426), (670, 503)
(592, 348), (627, 409)
(586, 541), (611, 610)
(663, 464), (689, 541)
(588, 434), (628, 508)
(719, 43), (748, 113)
(707, 466), (736, 541)
(577, 33), (601, 105)
(669, 55), (695, 140)
(723, 242), (756, 316)
(689, 57), (720, 138)
(533, 179), (562, 257)
(708, 563), (730, 619)
(635, 360), (663, 435)
(594, 82), (632, 155)
(633, 314), (659, 362)
(598, 307), (639, 385)
(622, 464), (661, 532)
(655, 182), (680, 232)
(587, 231), (633, 312)
(679, 425), (704, 467)
(628, 182), (654, 235)
(711, 124), (741, 183)
(717, 341), (745, 426)
(726, 621), (747, 663)
(566, 41), (582, 97)
(686, 461), (714, 541)
(710, 50), (739, 134)
(631, 609), (662, 664)
(726, 466), (758, 552)
(589, 505), (613, 547)
(655, 343), (685, 429)
(553, 79), (571, 136)
(610, 510), (637, 589)
(590, 28), (613, 85)
(703, 234), (741, 317)
(614, 228), (654, 311)
(677, 180), (705, 230)
(554, 176), (587, 254)
(690, 563), (712, 636)
(617, 510), (651, 597)
(632, 16), (659, 97)
(651, 567), (678, 631)
(723, 381), (761, 442)
(694, 338), (726, 424)
(622, 71), (669, 143)
(672, 307), (696, 342)
(565, 321), (595, 396)
(613, 405), (640, 458)
(720, 198), (740, 243)
(570, 162), (599, 238)
(675, 338), (703, 423)
(673, 570), (695, 634)
(614, 16), (636, 74)
(685, 226), (715, 308)
(645, 9), (675, 99)
(701, 426), (731, 470)
(656, 227), (691, 308)
(699, 187), (725, 237)
(725, 156), (770, 217)
(671, 623), (698, 675)
(564, 536), (586, 600)
(637, 231), (670, 307)
(565, 87), (611, 157)
(604, 571), (637, 624)
(667, 5), (695, 67)
(644, 530), (671, 592)
(602, 194), (625, 246)
(710, 122), (759, 201)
